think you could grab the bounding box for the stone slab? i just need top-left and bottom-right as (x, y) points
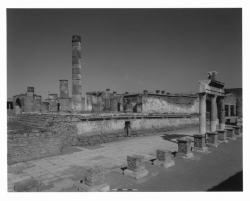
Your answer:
(218, 140), (228, 144)
(124, 169), (148, 180)
(74, 181), (109, 192)
(53, 178), (75, 189)
(192, 147), (209, 152)
(206, 143), (219, 148)
(153, 159), (175, 168)
(227, 137), (236, 140)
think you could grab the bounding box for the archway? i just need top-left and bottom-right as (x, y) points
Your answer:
(16, 98), (21, 108)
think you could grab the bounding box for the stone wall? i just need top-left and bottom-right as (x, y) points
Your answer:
(142, 95), (199, 114)
(76, 117), (199, 135)
(7, 131), (62, 165)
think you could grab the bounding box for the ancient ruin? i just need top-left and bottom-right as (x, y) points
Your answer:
(7, 35), (242, 166)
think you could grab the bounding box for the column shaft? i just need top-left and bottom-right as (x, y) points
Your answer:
(199, 93), (206, 134)
(219, 97), (225, 130)
(210, 95), (217, 132)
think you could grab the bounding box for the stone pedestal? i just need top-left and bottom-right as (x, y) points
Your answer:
(153, 149), (175, 168)
(124, 155), (148, 180)
(217, 130), (228, 143)
(232, 126), (242, 137)
(206, 132), (219, 148)
(74, 166), (109, 192)
(192, 134), (208, 152)
(225, 128), (236, 140)
(176, 137), (194, 158)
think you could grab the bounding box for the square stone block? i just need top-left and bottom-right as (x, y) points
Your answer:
(193, 134), (206, 148)
(206, 143), (219, 148)
(217, 130), (227, 141)
(153, 159), (175, 168)
(124, 169), (148, 180)
(156, 149), (173, 162)
(232, 126), (241, 136)
(225, 128), (236, 140)
(84, 166), (107, 187)
(177, 137), (192, 155)
(206, 132), (218, 144)
(127, 155), (145, 172)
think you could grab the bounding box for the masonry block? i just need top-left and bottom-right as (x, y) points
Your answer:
(192, 134), (208, 152)
(124, 154), (148, 179)
(153, 149), (175, 168)
(217, 130), (228, 143)
(206, 132), (219, 148)
(84, 166), (107, 187)
(232, 126), (242, 137)
(225, 128), (236, 140)
(177, 137), (193, 158)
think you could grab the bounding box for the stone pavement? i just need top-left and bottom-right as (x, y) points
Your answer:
(7, 126), (216, 192)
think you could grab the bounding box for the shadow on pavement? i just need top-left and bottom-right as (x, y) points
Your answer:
(207, 171), (243, 191)
(160, 134), (190, 144)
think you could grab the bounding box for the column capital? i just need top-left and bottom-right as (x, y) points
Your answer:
(198, 92), (206, 99)
(210, 94), (217, 101)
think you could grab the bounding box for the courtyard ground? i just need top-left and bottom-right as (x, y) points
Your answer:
(7, 126), (243, 192)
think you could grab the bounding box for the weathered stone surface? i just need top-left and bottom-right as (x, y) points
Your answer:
(124, 168), (148, 180)
(225, 128), (236, 140)
(232, 126), (241, 136)
(84, 166), (107, 187)
(206, 132), (218, 144)
(193, 134), (206, 148)
(127, 155), (145, 172)
(14, 178), (42, 192)
(177, 137), (192, 155)
(156, 149), (173, 162)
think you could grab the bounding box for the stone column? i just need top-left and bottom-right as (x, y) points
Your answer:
(199, 93), (207, 134)
(72, 35), (82, 112)
(210, 94), (217, 132)
(219, 97), (225, 130)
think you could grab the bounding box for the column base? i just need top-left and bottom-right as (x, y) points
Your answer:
(218, 139), (228, 144)
(124, 169), (148, 180)
(153, 160), (175, 168)
(227, 137), (236, 140)
(192, 146), (209, 152)
(206, 143), (219, 148)
(177, 152), (194, 159)
(74, 182), (110, 192)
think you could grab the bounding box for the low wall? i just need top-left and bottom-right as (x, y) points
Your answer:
(76, 117), (199, 135)
(7, 132), (62, 165)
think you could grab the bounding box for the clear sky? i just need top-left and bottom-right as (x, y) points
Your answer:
(7, 9), (242, 99)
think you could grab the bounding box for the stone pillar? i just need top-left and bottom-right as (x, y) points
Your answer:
(225, 128), (236, 140)
(153, 149), (175, 168)
(124, 122), (132, 137)
(72, 35), (82, 112)
(59, 80), (69, 98)
(177, 137), (193, 158)
(124, 155), (148, 180)
(199, 93), (207, 134)
(232, 126), (242, 137)
(217, 130), (228, 143)
(219, 97), (225, 130)
(210, 94), (217, 132)
(27, 87), (34, 97)
(74, 166), (109, 192)
(206, 132), (219, 148)
(192, 134), (208, 152)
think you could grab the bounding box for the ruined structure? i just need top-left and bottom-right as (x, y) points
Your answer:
(199, 71), (226, 133)
(8, 35), (240, 165)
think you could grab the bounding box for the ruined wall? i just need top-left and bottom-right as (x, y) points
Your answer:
(7, 132), (62, 165)
(86, 92), (122, 112)
(76, 117), (199, 135)
(142, 95), (199, 114)
(124, 95), (142, 112)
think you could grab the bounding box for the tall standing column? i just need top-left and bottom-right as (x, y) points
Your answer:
(219, 97), (225, 130)
(72, 35), (82, 112)
(199, 93), (207, 134)
(210, 94), (217, 132)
